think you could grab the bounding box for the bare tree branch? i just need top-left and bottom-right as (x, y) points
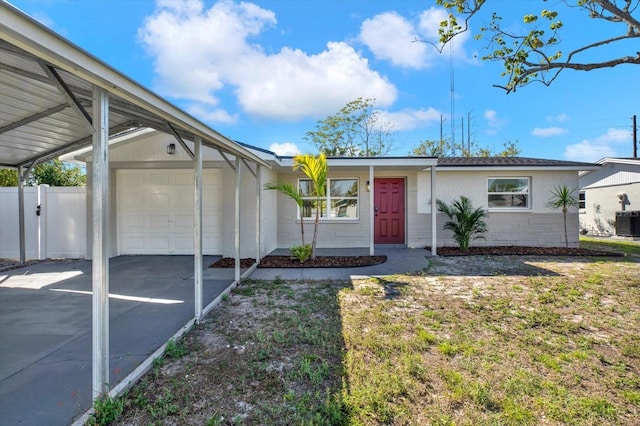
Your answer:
(436, 0), (640, 93)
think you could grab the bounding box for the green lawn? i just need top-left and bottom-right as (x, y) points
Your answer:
(340, 255), (640, 425)
(580, 236), (640, 256)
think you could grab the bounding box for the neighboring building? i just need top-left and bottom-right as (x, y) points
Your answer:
(579, 158), (640, 237)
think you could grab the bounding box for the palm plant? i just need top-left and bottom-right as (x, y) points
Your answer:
(263, 180), (305, 246)
(436, 196), (488, 251)
(547, 185), (579, 248)
(292, 153), (327, 260)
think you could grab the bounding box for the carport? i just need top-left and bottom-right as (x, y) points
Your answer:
(0, 2), (268, 421)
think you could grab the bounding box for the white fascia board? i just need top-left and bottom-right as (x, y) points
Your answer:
(278, 157), (437, 168)
(596, 157), (640, 166)
(0, 3), (269, 169)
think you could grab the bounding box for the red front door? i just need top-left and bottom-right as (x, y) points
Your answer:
(374, 178), (405, 244)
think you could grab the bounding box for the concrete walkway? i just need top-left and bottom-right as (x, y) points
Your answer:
(249, 247), (431, 280)
(0, 255), (228, 426)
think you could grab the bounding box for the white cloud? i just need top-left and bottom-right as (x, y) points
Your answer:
(269, 142), (300, 156)
(563, 127), (632, 162)
(484, 109), (506, 135)
(139, 0), (397, 122)
(234, 42), (397, 120)
(546, 113), (569, 123)
(484, 110), (497, 122)
(596, 127), (632, 143)
(187, 104), (238, 124)
(532, 127), (567, 137)
(379, 107), (442, 131)
(359, 7), (471, 70)
(564, 141), (617, 163)
(359, 12), (428, 69)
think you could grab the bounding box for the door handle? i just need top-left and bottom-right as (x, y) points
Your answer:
(374, 206), (378, 216)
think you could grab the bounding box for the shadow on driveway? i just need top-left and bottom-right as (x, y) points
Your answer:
(0, 255), (232, 426)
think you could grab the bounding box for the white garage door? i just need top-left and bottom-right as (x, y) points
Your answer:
(117, 169), (223, 255)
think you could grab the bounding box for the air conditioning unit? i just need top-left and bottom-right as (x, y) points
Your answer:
(616, 211), (640, 237)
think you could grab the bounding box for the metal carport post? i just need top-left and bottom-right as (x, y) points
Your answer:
(91, 86), (109, 399)
(194, 136), (203, 321)
(235, 156), (241, 282)
(431, 164), (437, 256)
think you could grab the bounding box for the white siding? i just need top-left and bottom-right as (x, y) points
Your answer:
(430, 169), (580, 247)
(260, 166), (279, 257)
(580, 183), (640, 236)
(579, 160), (640, 236)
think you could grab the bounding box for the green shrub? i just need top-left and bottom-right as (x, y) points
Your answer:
(290, 244), (312, 263)
(436, 196), (488, 251)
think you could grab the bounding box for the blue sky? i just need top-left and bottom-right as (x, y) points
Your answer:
(8, 0), (639, 161)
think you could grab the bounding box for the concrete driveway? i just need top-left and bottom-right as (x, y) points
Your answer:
(0, 255), (231, 426)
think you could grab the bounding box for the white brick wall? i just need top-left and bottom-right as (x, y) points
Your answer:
(274, 168), (581, 249)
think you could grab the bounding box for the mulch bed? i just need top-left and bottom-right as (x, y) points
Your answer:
(209, 246), (623, 269)
(210, 255), (387, 268)
(429, 246), (624, 257)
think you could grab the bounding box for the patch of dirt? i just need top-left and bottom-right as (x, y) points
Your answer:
(210, 255), (387, 268)
(112, 253), (640, 425)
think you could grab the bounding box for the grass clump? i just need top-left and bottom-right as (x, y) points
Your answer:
(164, 339), (188, 359)
(86, 395), (125, 425)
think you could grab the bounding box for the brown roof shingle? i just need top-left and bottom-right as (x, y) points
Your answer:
(437, 157), (597, 168)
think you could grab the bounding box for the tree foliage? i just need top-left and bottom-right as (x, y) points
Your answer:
(411, 139), (520, 157)
(305, 98), (396, 156)
(436, 196), (488, 251)
(31, 160), (86, 186)
(436, 0), (640, 93)
(292, 153), (328, 260)
(0, 160), (85, 187)
(547, 184), (580, 247)
(0, 169), (18, 186)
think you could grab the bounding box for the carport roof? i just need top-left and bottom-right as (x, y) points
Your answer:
(0, 2), (268, 169)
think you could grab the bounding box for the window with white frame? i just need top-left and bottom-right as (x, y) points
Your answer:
(579, 190), (586, 210)
(298, 178), (359, 220)
(487, 177), (530, 208)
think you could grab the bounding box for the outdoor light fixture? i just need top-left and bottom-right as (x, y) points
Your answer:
(366, 180), (370, 192)
(167, 143), (176, 155)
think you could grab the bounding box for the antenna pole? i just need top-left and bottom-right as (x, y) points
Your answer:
(633, 115), (637, 159)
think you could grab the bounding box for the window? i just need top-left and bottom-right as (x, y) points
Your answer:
(299, 178), (358, 220)
(488, 177), (529, 208)
(579, 191), (586, 210)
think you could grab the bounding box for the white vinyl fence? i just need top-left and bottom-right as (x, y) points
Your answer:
(0, 185), (86, 259)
